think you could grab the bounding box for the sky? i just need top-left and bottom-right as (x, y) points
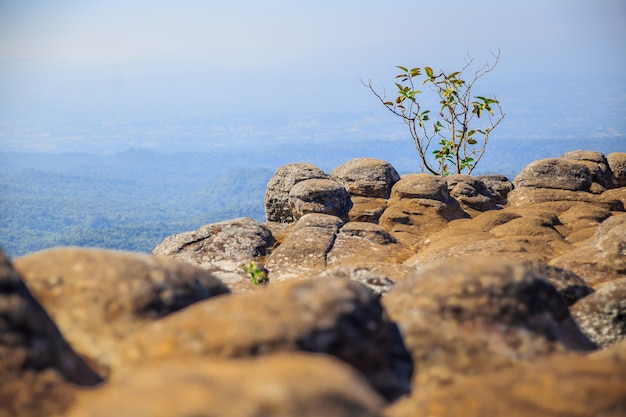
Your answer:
(0, 0), (625, 153)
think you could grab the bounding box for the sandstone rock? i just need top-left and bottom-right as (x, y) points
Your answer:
(507, 186), (624, 211)
(68, 353), (385, 417)
(152, 217), (275, 291)
(14, 247), (229, 376)
(403, 208), (573, 268)
(116, 277), (413, 401)
(288, 178), (352, 221)
(331, 157), (400, 198)
(607, 151), (626, 187)
(383, 257), (596, 393)
(348, 196), (388, 223)
(513, 157), (592, 191)
(526, 263), (594, 306)
(387, 341), (626, 417)
(446, 174), (498, 214)
(317, 266), (397, 295)
(327, 221), (413, 267)
(475, 173), (514, 205)
(550, 214), (626, 286)
(266, 214), (342, 281)
(557, 203), (611, 233)
(265, 162), (330, 223)
(379, 174), (467, 247)
(561, 149), (616, 190)
(0, 250), (101, 417)
(570, 277), (626, 347)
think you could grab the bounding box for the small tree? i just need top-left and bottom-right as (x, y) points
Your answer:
(367, 50), (505, 175)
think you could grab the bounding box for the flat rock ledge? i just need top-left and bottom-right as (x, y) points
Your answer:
(5, 150), (626, 417)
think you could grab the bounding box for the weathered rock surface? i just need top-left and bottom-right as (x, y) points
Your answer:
(384, 257), (596, 393)
(570, 277), (626, 347)
(331, 157), (400, 198)
(288, 178), (352, 221)
(68, 353), (385, 417)
(550, 214), (626, 286)
(116, 277), (413, 401)
(265, 162), (330, 223)
(379, 174), (467, 247)
(14, 247), (229, 375)
(9, 150), (626, 414)
(513, 157), (593, 191)
(446, 174), (498, 214)
(387, 340), (626, 417)
(151, 217), (275, 292)
(0, 250), (101, 417)
(608, 151), (626, 187)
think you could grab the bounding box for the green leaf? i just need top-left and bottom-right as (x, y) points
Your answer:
(468, 130), (476, 137)
(384, 101), (394, 106)
(396, 66), (409, 72)
(467, 138), (478, 145)
(425, 67), (434, 78)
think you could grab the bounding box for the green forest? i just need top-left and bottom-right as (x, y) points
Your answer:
(0, 151), (272, 257)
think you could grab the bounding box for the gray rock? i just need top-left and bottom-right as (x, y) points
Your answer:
(475, 174), (514, 205)
(288, 178), (352, 221)
(513, 158), (592, 191)
(570, 278), (626, 347)
(561, 150), (615, 190)
(318, 266), (397, 295)
(331, 157), (400, 198)
(264, 163), (330, 223)
(152, 217), (275, 275)
(446, 174), (498, 213)
(607, 152), (626, 187)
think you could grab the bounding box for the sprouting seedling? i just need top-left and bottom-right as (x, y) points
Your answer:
(242, 261), (269, 285)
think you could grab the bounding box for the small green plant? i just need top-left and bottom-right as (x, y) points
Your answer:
(367, 50), (505, 175)
(242, 261), (269, 285)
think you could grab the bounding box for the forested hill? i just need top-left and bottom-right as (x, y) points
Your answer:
(0, 151), (273, 257)
(2, 137), (623, 258)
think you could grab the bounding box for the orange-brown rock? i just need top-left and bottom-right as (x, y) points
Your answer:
(0, 250), (101, 417)
(384, 257), (595, 393)
(68, 353), (385, 417)
(14, 247), (229, 376)
(115, 277), (413, 401)
(386, 340), (626, 417)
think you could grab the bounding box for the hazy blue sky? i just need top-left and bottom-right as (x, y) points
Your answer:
(1, 0), (625, 153)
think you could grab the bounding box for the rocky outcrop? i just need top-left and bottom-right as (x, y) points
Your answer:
(115, 277), (412, 401)
(383, 256), (595, 393)
(14, 247), (229, 376)
(288, 178), (352, 221)
(387, 339), (626, 417)
(151, 217), (275, 292)
(264, 162), (330, 223)
(6, 149), (626, 416)
(331, 157), (400, 198)
(0, 250), (101, 417)
(67, 353), (386, 417)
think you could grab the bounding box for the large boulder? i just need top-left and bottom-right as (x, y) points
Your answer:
(152, 217), (275, 292)
(475, 173), (514, 205)
(561, 149), (616, 190)
(264, 162), (330, 223)
(513, 157), (592, 191)
(288, 178), (352, 221)
(384, 256), (596, 393)
(115, 277), (413, 401)
(379, 174), (467, 247)
(446, 174), (498, 214)
(14, 247), (229, 376)
(331, 157), (400, 198)
(387, 340), (626, 417)
(68, 353), (385, 417)
(0, 250), (101, 417)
